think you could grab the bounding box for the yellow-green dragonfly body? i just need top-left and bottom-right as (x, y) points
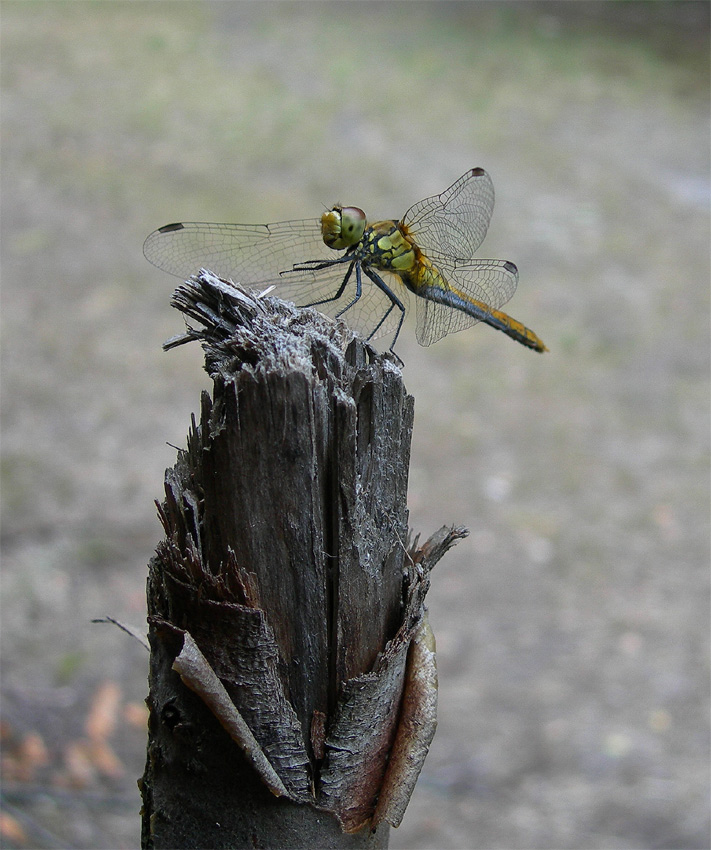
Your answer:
(144, 168), (547, 353)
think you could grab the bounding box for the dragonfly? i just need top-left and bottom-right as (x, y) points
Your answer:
(143, 168), (547, 354)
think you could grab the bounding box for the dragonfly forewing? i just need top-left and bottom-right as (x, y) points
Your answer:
(403, 167), (495, 263)
(143, 219), (332, 285)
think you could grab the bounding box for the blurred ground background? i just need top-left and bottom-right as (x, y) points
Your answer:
(1, 2), (709, 848)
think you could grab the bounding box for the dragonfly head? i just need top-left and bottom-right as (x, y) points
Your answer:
(321, 205), (366, 250)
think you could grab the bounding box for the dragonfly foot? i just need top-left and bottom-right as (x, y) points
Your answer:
(387, 349), (405, 369)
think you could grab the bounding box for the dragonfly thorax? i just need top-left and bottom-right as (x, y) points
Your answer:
(362, 220), (418, 274)
(321, 205), (366, 250)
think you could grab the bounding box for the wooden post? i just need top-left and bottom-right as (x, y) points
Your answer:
(139, 271), (466, 849)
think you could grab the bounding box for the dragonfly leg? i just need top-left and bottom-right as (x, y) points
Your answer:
(333, 262), (362, 317)
(362, 267), (406, 352)
(288, 251), (354, 276)
(310, 261), (357, 308)
(283, 254), (359, 308)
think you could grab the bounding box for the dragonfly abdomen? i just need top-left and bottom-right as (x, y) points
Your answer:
(416, 282), (548, 352)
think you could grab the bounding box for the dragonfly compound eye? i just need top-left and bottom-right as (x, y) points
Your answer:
(321, 206), (366, 250)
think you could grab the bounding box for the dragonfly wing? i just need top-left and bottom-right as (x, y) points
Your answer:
(414, 258), (518, 346)
(402, 168), (495, 263)
(143, 219), (333, 285)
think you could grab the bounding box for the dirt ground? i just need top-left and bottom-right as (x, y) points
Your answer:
(1, 3), (709, 848)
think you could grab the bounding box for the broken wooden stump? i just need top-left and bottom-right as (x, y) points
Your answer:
(140, 271), (467, 849)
